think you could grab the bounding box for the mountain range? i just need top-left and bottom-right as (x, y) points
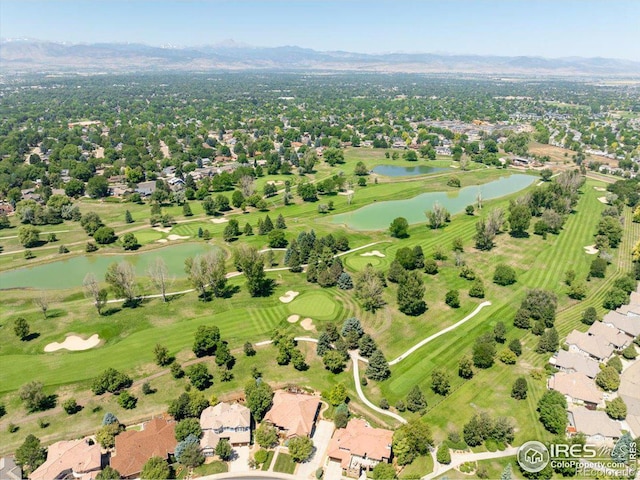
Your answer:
(2, 39), (639, 76)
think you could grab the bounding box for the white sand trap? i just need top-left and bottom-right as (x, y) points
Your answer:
(167, 234), (189, 241)
(594, 187), (607, 191)
(153, 226), (172, 233)
(279, 291), (300, 303)
(338, 189), (355, 196)
(300, 318), (315, 331)
(287, 314), (300, 324)
(156, 239), (168, 243)
(597, 196), (608, 204)
(584, 245), (599, 255)
(360, 250), (385, 258)
(211, 218), (229, 224)
(45, 334), (100, 352)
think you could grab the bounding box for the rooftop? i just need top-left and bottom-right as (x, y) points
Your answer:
(327, 418), (393, 470)
(30, 439), (101, 480)
(263, 391), (320, 438)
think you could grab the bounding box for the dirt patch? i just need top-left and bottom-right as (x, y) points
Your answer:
(279, 290), (299, 303)
(45, 334), (100, 352)
(167, 234), (189, 241)
(287, 314), (300, 324)
(211, 218), (229, 224)
(597, 196), (608, 204)
(584, 245), (599, 255)
(300, 318), (315, 331)
(338, 189), (355, 196)
(361, 250), (385, 258)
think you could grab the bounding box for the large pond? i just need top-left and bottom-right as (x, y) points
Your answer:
(0, 242), (220, 290)
(372, 164), (449, 176)
(331, 173), (536, 230)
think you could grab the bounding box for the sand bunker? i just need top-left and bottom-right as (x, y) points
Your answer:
(584, 245), (599, 255)
(167, 234), (189, 241)
(153, 226), (172, 233)
(338, 189), (355, 196)
(597, 196), (608, 204)
(211, 218), (229, 224)
(157, 239), (168, 243)
(300, 318), (315, 331)
(45, 334), (100, 352)
(287, 314), (300, 324)
(360, 250), (385, 258)
(594, 187), (607, 192)
(279, 291), (300, 303)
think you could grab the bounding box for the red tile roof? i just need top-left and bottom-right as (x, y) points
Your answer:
(327, 419), (393, 469)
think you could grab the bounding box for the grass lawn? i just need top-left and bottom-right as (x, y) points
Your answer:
(434, 456), (522, 480)
(260, 450), (275, 471)
(273, 452), (297, 475)
(193, 460), (228, 477)
(399, 455), (434, 478)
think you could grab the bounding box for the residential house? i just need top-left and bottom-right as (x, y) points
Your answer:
(548, 372), (604, 409)
(327, 419), (393, 477)
(568, 407), (621, 444)
(135, 181), (157, 197)
(20, 189), (42, 203)
(110, 418), (176, 479)
(30, 439), (102, 480)
(0, 202), (14, 215)
(587, 322), (630, 351)
(263, 391), (321, 438)
(550, 350), (600, 378)
(167, 177), (185, 192)
(602, 311), (640, 338)
(565, 330), (614, 361)
(200, 402), (251, 456)
(0, 457), (22, 480)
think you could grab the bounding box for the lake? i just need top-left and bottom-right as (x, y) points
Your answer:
(0, 242), (220, 290)
(372, 164), (450, 176)
(330, 173), (536, 230)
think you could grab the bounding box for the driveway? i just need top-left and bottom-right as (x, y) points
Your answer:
(324, 459), (343, 480)
(228, 445), (251, 473)
(296, 420), (335, 479)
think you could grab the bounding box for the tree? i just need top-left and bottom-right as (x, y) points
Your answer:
(234, 245), (268, 297)
(245, 380), (274, 422)
(493, 264), (517, 285)
(255, 423), (278, 448)
(538, 392), (568, 435)
(603, 287), (629, 310)
(323, 350), (346, 373)
(473, 334), (496, 368)
(494, 321), (506, 343)
(83, 273), (107, 314)
(62, 398), (80, 414)
(431, 368), (451, 395)
(18, 225), (40, 247)
(96, 422), (125, 449)
(176, 437), (204, 468)
(354, 265), (386, 311)
(102, 412), (118, 425)
(187, 363), (213, 390)
(508, 338), (522, 356)
(358, 334), (378, 358)
(424, 258), (438, 274)
(622, 343), (637, 360)
(397, 271), (427, 315)
(32, 292), (49, 319)
(437, 444), (451, 465)
(590, 257), (607, 278)
(91, 368), (132, 394)
(372, 462), (397, 479)
(93, 226), (117, 244)
(536, 328), (559, 353)
(389, 217), (409, 238)
(337, 272), (353, 290)
(154, 343), (171, 366)
(426, 202), (450, 229)
(392, 420), (433, 465)
(445, 289), (460, 308)
(81, 212), (104, 236)
(105, 261), (137, 304)
(458, 355), (474, 379)
(14, 317), (30, 340)
(499, 348), (517, 364)
(508, 203), (531, 236)
(605, 397), (627, 420)
(19, 381), (54, 412)
(176, 418), (203, 442)
(15, 434), (47, 475)
(597, 215), (623, 248)
(141, 456), (171, 480)
(329, 383), (348, 406)
(568, 281), (587, 300)
(474, 218), (496, 250)
(118, 391), (137, 409)
(612, 432), (634, 464)
(521, 289), (557, 327)
(121, 232), (139, 250)
(341, 317), (364, 337)
(288, 436), (314, 462)
(595, 365), (620, 391)
(268, 228), (288, 248)
(354, 161), (369, 176)
(387, 260), (406, 283)
(463, 413), (493, 446)
(148, 257), (171, 302)
(511, 377), (528, 400)
(406, 385), (427, 412)
(96, 466), (122, 479)
(87, 176), (109, 198)
(193, 325), (220, 357)
(215, 438), (233, 460)
(366, 349), (391, 381)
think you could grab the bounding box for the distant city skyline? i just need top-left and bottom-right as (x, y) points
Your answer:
(1, 0), (639, 61)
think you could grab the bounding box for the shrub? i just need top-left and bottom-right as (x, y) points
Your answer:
(590, 257), (607, 278)
(498, 348), (517, 364)
(468, 279), (485, 298)
(581, 307), (598, 325)
(92, 368), (132, 395)
(424, 258), (438, 274)
(62, 398), (80, 415)
(254, 449), (268, 465)
(511, 377), (528, 400)
(437, 444), (451, 464)
(445, 289), (460, 308)
(493, 264), (516, 285)
(118, 391), (137, 409)
(142, 382), (155, 395)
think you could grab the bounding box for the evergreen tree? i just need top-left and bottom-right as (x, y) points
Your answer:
(365, 349), (391, 381)
(182, 203), (193, 216)
(276, 214), (286, 229)
(511, 377), (528, 400)
(494, 321), (507, 343)
(397, 271), (427, 315)
(337, 272), (353, 289)
(263, 215), (274, 233)
(287, 249), (302, 273)
(358, 334), (378, 358)
(243, 222), (253, 236)
(413, 245), (425, 269)
(124, 210), (134, 223)
(387, 260), (406, 283)
(406, 385), (427, 412)
(458, 355), (474, 379)
(536, 327), (559, 353)
(341, 317), (364, 337)
(316, 332), (332, 356)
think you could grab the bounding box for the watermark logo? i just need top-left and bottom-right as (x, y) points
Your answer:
(517, 441), (550, 473)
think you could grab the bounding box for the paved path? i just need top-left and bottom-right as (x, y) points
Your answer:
(388, 301), (492, 365)
(422, 447), (519, 480)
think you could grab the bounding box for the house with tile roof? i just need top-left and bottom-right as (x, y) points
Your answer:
(587, 322), (630, 351)
(550, 350), (600, 378)
(568, 407), (622, 444)
(548, 372), (604, 409)
(200, 402), (251, 456)
(327, 419), (393, 477)
(565, 330), (614, 361)
(110, 418), (176, 478)
(30, 439), (102, 480)
(262, 391), (320, 438)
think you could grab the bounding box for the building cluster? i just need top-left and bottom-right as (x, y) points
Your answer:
(548, 287), (640, 444)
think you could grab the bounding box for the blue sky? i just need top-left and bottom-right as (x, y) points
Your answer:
(1, 0), (639, 60)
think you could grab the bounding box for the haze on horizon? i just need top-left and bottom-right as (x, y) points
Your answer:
(1, 0), (639, 61)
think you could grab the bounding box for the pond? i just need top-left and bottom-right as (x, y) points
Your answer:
(0, 242), (220, 290)
(372, 164), (450, 176)
(330, 173), (536, 230)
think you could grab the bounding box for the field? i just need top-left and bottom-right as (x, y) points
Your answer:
(0, 156), (636, 460)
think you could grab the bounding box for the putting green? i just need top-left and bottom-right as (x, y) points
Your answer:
(135, 229), (165, 244)
(288, 290), (339, 320)
(345, 254), (384, 271)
